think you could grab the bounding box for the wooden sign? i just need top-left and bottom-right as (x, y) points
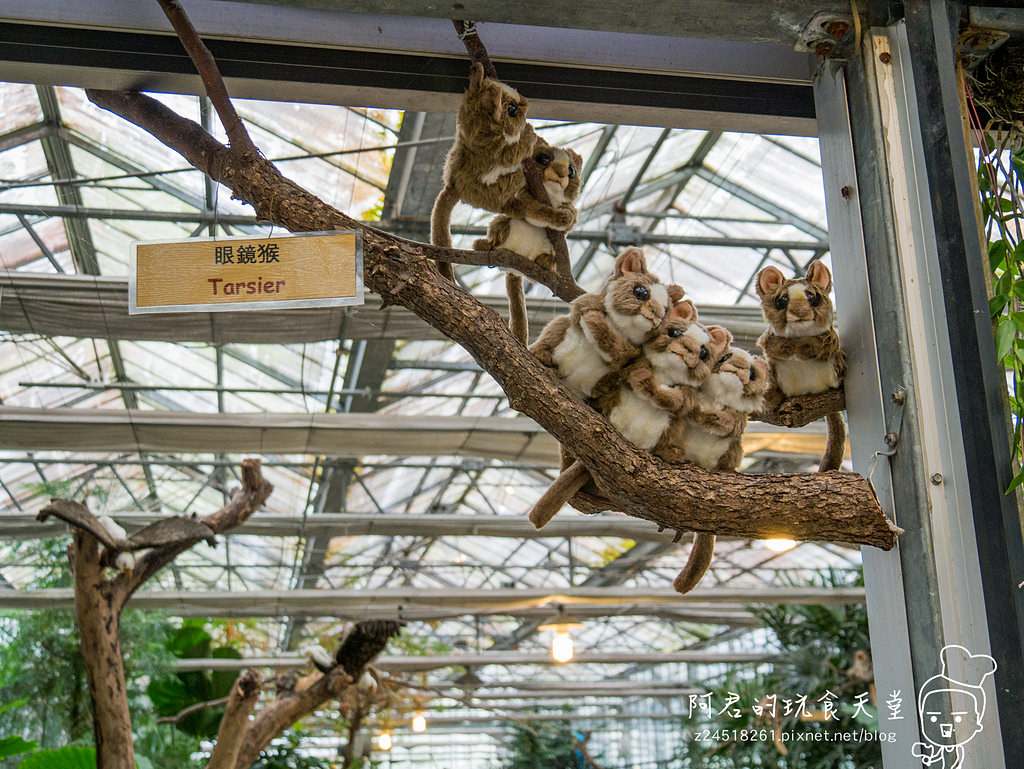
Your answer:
(130, 231), (362, 314)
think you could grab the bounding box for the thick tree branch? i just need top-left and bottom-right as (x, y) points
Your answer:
(207, 669), (262, 769)
(157, 0), (255, 154)
(84, 88), (897, 551)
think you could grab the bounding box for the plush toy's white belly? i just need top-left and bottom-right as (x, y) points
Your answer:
(502, 219), (552, 260)
(774, 357), (838, 396)
(551, 323), (611, 396)
(680, 424), (731, 471)
(608, 390), (671, 451)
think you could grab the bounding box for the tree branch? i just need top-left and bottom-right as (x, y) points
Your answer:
(116, 458), (272, 602)
(156, 695), (230, 725)
(452, 20), (498, 79)
(157, 0), (255, 154)
(232, 621), (402, 769)
(207, 669), (261, 769)
(752, 388), (847, 428)
(84, 87), (897, 551)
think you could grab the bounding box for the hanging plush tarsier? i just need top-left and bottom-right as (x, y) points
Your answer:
(529, 247), (680, 399)
(430, 62), (575, 281)
(528, 299), (728, 529)
(474, 143), (584, 345)
(756, 260), (847, 472)
(657, 344), (769, 594)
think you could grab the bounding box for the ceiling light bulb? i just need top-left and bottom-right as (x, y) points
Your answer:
(378, 732), (392, 751)
(551, 629), (574, 663)
(411, 712), (427, 733)
(765, 538), (797, 552)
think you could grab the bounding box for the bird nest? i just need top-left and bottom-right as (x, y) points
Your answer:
(968, 41), (1024, 143)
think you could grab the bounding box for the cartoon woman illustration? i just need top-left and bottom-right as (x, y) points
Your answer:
(911, 645), (997, 768)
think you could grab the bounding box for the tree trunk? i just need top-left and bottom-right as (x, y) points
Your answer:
(69, 530), (135, 769)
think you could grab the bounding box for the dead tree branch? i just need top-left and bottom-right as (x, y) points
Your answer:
(207, 670), (262, 769)
(82, 85), (896, 550)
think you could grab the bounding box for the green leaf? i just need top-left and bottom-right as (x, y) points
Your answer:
(1006, 471), (1024, 494)
(135, 756), (154, 769)
(990, 294), (1009, 317)
(994, 318), (1016, 362)
(990, 239), (1008, 271)
(0, 736), (37, 760)
(995, 269), (1013, 298)
(18, 747), (96, 769)
(1009, 312), (1024, 335)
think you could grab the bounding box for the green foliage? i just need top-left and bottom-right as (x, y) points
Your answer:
(500, 722), (586, 769)
(680, 570), (879, 769)
(978, 132), (1024, 492)
(0, 736), (36, 761)
(146, 621), (242, 739)
(16, 747), (96, 769)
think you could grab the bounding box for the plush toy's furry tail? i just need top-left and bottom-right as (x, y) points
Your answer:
(506, 272), (528, 345)
(673, 533), (716, 594)
(818, 411), (846, 472)
(430, 185), (459, 281)
(528, 461), (591, 529)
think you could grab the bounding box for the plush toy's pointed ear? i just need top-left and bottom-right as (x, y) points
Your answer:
(671, 299), (697, 322)
(667, 284), (686, 304)
(756, 266), (785, 299)
(614, 247), (647, 277)
(806, 260), (833, 292)
(705, 325), (733, 351)
(469, 62), (486, 90)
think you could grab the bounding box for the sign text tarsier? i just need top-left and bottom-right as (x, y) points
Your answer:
(130, 231), (363, 314)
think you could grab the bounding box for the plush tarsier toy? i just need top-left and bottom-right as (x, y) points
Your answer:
(474, 144), (583, 345)
(756, 260), (847, 472)
(528, 299), (729, 529)
(530, 248), (680, 399)
(430, 63), (575, 281)
(658, 345), (769, 594)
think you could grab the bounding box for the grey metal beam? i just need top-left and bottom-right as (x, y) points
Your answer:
(0, 3), (818, 134)
(170, 649), (772, 673)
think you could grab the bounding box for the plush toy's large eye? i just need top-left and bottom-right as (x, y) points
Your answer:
(719, 352), (732, 365)
(633, 285), (650, 301)
(774, 294), (789, 310)
(535, 152), (551, 165)
(568, 165), (576, 179)
(507, 102), (519, 117)
(749, 366), (757, 380)
(699, 346), (709, 361)
(667, 327), (683, 338)
(807, 291), (821, 307)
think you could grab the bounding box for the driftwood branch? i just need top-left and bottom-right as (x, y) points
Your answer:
(38, 499), (121, 549)
(118, 458), (272, 600)
(83, 87), (897, 551)
(452, 20), (498, 80)
(232, 621), (403, 769)
(207, 669), (262, 769)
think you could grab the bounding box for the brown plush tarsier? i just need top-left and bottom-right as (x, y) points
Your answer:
(756, 260), (847, 472)
(430, 63), (575, 281)
(528, 299), (727, 529)
(658, 345), (769, 594)
(529, 248), (681, 400)
(474, 144), (584, 345)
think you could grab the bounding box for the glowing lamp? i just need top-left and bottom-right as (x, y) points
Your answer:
(377, 732), (392, 751)
(539, 610), (584, 664)
(411, 712), (427, 733)
(764, 538), (797, 552)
